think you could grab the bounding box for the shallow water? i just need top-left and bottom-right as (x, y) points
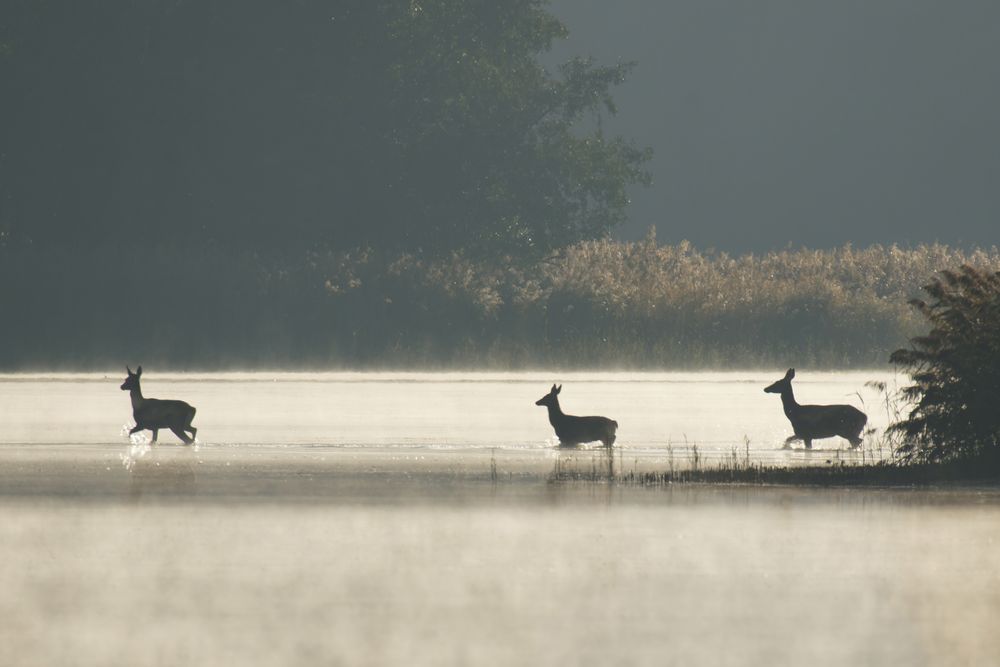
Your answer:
(0, 370), (897, 460)
(1, 372), (996, 666)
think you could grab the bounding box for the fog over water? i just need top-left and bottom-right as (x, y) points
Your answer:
(1, 372), (997, 665)
(3, 493), (999, 666)
(0, 371), (896, 461)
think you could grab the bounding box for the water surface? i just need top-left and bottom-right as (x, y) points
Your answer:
(0, 370), (898, 460)
(1, 372), (995, 666)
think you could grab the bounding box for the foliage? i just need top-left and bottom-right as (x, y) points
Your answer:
(314, 234), (1000, 368)
(0, 0), (649, 257)
(888, 266), (1000, 464)
(381, 1), (651, 255)
(4, 238), (998, 369)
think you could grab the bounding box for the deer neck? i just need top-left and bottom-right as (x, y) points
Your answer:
(129, 384), (145, 412)
(545, 399), (566, 427)
(779, 387), (799, 418)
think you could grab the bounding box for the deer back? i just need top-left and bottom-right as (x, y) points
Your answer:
(135, 398), (196, 428)
(553, 413), (617, 445)
(790, 403), (867, 439)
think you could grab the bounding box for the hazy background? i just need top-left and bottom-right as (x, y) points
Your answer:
(2, 1), (998, 369)
(550, 0), (1000, 250)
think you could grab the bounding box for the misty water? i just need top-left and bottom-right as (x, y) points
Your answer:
(1, 371), (998, 666)
(1, 370), (898, 458)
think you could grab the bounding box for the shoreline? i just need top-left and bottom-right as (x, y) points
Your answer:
(1, 443), (996, 506)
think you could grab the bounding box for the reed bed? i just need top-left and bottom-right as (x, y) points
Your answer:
(319, 234), (1000, 368)
(3, 236), (999, 368)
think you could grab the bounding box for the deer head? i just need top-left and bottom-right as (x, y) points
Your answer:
(120, 365), (143, 391)
(535, 384), (562, 407)
(764, 368), (795, 394)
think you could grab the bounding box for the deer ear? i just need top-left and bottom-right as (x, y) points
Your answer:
(126, 365), (132, 374)
(550, 384), (557, 393)
(556, 384), (562, 394)
(136, 366), (143, 377)
(786, 368), (795, 379)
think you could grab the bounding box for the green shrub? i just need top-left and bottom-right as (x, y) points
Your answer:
(889, 266), (1000, 464)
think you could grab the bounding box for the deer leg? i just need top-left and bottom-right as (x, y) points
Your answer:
(150, 429), (158, 443)
(782, 435), (799, 449)
(803, 439), (812, 449)
(170, 426), (193, 445)
(128, 425), (143, 436)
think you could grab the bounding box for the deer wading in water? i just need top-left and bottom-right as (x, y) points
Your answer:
(120, 366), (197, 444)
(764, 368), (866, 449)
(535, 384), (617, 447)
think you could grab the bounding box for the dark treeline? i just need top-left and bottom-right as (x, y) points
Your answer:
(2, 0), (647, 256)
(2, 2), (995, 371)
(1, 1), (656, 369)
(3, 237), (999, 369)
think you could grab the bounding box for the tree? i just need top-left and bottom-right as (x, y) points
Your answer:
(379, 0), (651, 256)
(1, 0), (650, 257)
(889, 266), (1000, 464)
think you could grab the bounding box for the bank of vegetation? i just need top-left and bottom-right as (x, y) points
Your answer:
(4, 2), (999, 372)
(318, 235), (1000, 368)
(3, 239), (999, 369)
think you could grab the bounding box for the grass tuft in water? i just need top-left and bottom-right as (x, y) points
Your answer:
(546, 442), (1000, 488)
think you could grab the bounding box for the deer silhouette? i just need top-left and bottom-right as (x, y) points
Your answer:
(120, 366), (197, 444)
(764, 368), (866, 449)
(535, 384), (617, 447)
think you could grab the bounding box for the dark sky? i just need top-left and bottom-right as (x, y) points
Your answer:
(548, 0), (1000, 252)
